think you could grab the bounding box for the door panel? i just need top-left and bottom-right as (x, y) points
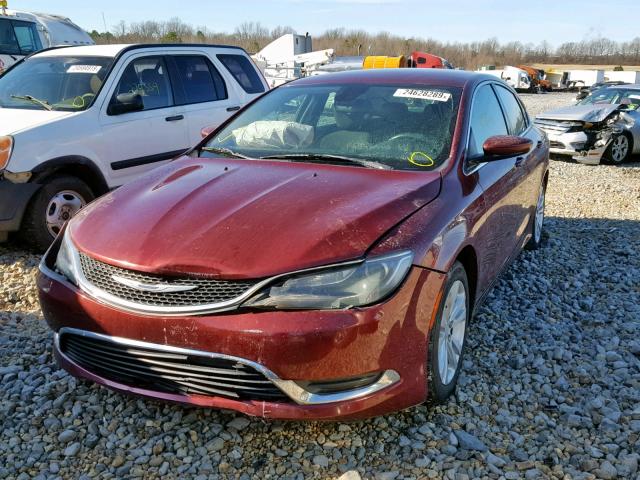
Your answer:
(97, 55), (188, 187)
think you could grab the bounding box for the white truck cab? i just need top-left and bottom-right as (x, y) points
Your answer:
(0, 43), (268, 249)
(0, 8), (93, 73)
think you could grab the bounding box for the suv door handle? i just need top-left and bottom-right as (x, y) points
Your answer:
(226, 106), (241, 112)
(165, 115), (184, 122)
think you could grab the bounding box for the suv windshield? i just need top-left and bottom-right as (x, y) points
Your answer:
(0, 18), (42, 56)
(0, 56), (114, 111)
(201, 83), (461, 170)
(579, 88), (640, 109)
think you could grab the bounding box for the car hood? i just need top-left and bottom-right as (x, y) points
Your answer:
(536, 104), (620, 123)
(70, 157), (441, 279)
(0, 107), (73, 135)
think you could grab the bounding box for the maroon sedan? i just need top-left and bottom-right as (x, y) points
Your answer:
(38, 69), (549, 420)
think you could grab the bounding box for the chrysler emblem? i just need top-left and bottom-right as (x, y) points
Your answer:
(111, 275), (198, 293)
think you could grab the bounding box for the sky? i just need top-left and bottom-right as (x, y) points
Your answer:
(14, 0), (640, 47)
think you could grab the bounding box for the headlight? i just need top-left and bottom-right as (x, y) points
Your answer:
(245, 250), (413, 310)
(55, 229), (79, 285)
(0, 136), (13, 170)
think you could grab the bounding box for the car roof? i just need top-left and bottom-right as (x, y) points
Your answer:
(289, 68), (500, 89)
(32, 43), (247, 58)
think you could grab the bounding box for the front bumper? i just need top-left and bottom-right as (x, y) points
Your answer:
(543, 130), (608, 165)
(0, 177), (40, 233)
(38, 262), (446, 420)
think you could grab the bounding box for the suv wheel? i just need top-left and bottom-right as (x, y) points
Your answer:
(426, 261), (469, 404)
(21, 175), (94, 251)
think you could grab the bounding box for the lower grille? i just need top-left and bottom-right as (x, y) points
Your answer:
(550, 141), (566, 149)
(60, 332), (289, 401)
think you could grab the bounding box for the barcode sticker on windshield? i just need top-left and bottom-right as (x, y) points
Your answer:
(67, 65), (102, 74)
(394, 89), (451, 102)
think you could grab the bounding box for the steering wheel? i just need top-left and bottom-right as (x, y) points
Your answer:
(72, 93), (96, 109)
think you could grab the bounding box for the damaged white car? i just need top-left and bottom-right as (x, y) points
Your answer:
(535, 85), (640, 165)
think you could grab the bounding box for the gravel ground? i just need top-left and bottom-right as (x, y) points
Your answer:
(1, 93), (639, 480)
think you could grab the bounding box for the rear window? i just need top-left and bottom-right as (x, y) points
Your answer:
(217, 54), (265, 94)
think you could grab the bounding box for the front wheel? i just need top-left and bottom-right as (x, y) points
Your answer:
(603, 134), (631, 164)
(20, 175), (94, 251)
(426, 261), (469, 404)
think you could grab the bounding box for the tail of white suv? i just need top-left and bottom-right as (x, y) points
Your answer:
(0, 43), (268, 250)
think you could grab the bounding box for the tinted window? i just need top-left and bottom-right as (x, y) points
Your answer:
(171, 55), (227, 104)
(494, 85), (527, 135)
(13, 21), (41, 54)
(113, 56), (173, 110)
(0, 19), (20, 55)
(468, 84), (508, 158)
(217, 54), (265, 94)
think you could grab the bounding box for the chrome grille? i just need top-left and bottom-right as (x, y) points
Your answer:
(79, 253), (256, 308)
(60, 332), (289, 401)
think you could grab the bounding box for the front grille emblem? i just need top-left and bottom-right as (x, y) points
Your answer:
(111, 275), (198, 293)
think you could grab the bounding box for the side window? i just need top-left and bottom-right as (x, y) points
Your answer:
(493, 85), (528, 135)
(112, 56), (173, 110)
(216, 54), (265, 94)
(468, 84), (508, 158)
(12, 21), (41, 54)
(0, 19), (20, 55)
(171, 55), (227, 105)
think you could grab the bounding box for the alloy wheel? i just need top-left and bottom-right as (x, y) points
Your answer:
(610, 135), (629, 163)
(437, 280), (467, 385)
(46, 190), (87, 237)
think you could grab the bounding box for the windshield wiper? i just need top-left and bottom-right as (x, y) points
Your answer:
(10, 95), (53, 111)
(201, 146), (251, 159)
(260, 153), (390, 170)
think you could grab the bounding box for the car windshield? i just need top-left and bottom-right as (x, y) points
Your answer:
(578, 88), (640, 109)
(0, 56), (114, 111)
(200, 83), (462, 170)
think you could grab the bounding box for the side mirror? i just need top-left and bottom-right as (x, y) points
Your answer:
(482, 135), (533, 158)
(107, 93), (144, 116)
(201, 125), (216, 139)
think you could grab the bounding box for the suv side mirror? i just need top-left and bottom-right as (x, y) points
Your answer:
(107, 93), (144, 116)
(483, 135), (532, 158)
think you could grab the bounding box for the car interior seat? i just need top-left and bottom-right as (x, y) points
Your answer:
(139, 68), (169, 109)
(318, 99), (371, 151)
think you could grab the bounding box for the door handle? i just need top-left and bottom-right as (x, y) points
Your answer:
(536, 140), (543, 149)
(165, 115), (184, 122)
(515, 156), (525, 167)
(226, 106), (241, 112)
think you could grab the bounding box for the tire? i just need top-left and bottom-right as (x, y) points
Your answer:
(426, 261), (470, 404)
(525, 182), (546, 250)
(20, 175), (94, 252)
(603, 133), (631, 165)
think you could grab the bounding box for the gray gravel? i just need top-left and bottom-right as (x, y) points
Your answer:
(1, 93), (639, 479)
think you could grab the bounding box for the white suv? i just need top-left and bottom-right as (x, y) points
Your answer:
(0, 43), (267, 250)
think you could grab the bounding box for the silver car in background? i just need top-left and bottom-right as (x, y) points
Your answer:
(535, 85), (640, 165)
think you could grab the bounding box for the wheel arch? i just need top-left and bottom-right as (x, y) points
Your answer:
(31, 156), (109, 196)
(454, 245), (478, 310)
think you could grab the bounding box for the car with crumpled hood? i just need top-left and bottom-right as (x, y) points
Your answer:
(535, 84), (640, 165)
(38, 69), (549, 420)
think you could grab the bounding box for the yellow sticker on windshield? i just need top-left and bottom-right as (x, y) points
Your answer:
(408, 151), (434, 167)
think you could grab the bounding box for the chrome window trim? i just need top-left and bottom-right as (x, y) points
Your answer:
(56, 327), (400, 405)
(463, 80), (533, 176)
